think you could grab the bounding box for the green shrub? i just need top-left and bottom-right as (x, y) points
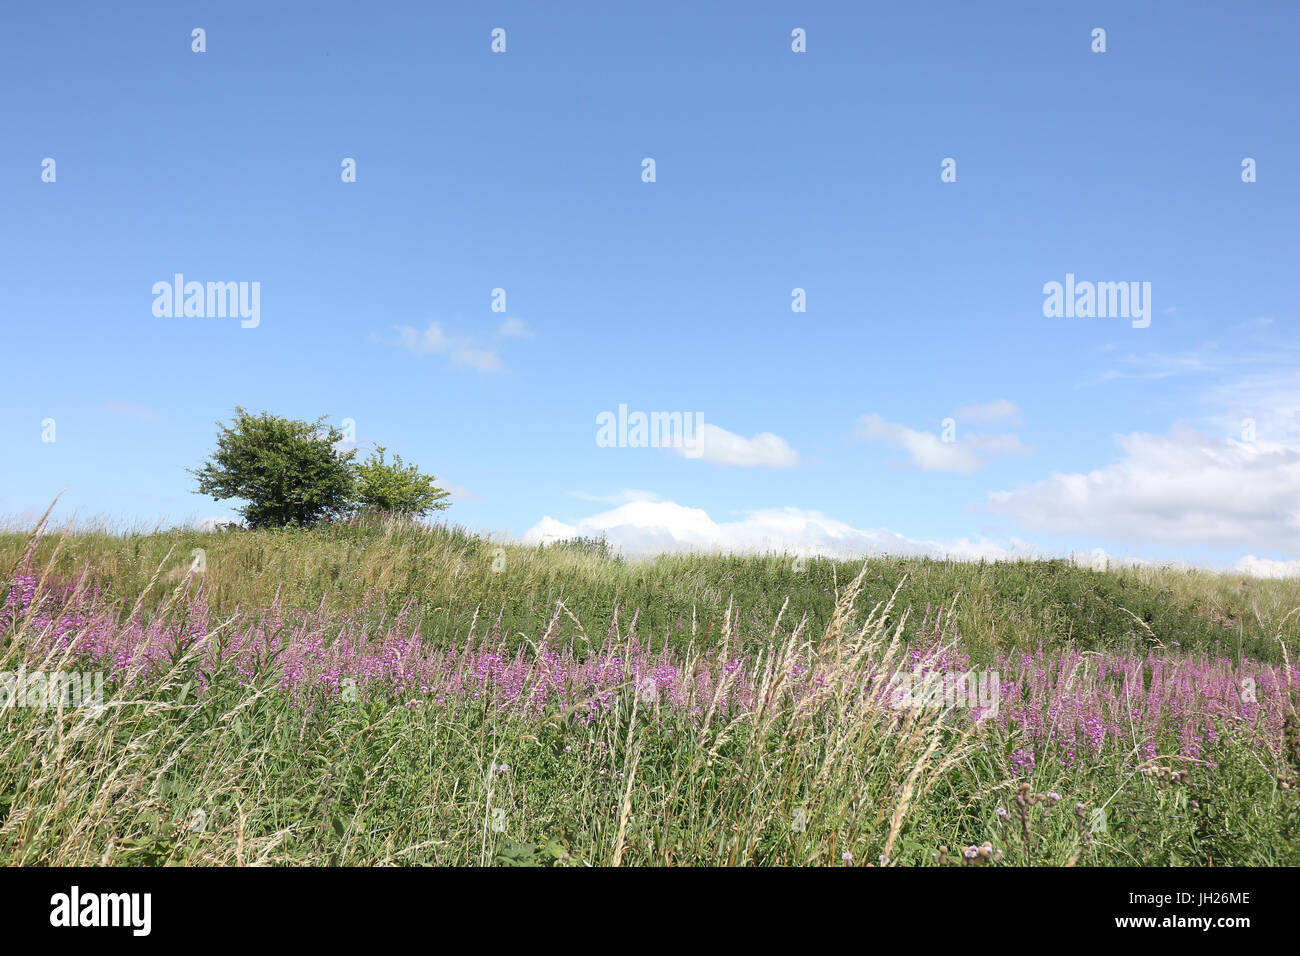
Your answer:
(190, 408), (357, 529)
(352, 446), (450, 518)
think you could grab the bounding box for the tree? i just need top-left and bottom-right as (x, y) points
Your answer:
(352, 446), (451, 518)
(190, 408), (357, 528)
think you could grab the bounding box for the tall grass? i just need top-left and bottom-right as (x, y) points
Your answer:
(2, 516), (1298, 866)
(1, 529), (974, 865)
(2, 517), (1297, 663)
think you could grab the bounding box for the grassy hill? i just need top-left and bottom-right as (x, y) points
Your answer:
(4, 519), (1297, 663)
(3, 519), (1298, 866)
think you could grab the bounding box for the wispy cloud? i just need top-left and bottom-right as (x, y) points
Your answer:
(1202, 370), (1300, 443)
(447, 346), (503, 373)
(438, 479), (479, 502)
(495, 317), (535, 339)
(1080, 328), (1298, 388)
(1079, 349), (1223, 386)
(379, 322), (507, 372)
(857, 412), (1030, 472)
(1081, 333), (1300, 444)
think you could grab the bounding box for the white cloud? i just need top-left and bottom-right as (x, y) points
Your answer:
(1233, 555), (1300, 579)
(382, 322), (504, 372)
(1064, 547), (1155, 572)
(1203, 370), (1300, 444)
(524, 499), (1022, 561)
(495, 317), (535, 339)
(953, 399), (1021, 424)
(987, 427), (1300, 551)
(437, 479), (478, 502)
(520, 499), (1296, 578)
(858, 413), (1030, 472)
(449, 347), (503, 373)
(678, 423), (798, 468)
(393, 322), (453, 354)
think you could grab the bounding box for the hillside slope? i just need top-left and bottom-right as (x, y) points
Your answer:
(4, 520), (1296, 663)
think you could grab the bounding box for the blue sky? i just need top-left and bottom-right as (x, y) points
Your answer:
(2, 2), (1297, 573)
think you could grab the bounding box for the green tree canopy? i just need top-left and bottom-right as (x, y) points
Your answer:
(190, 408), (357, 528)
(352, 445), (451, 518)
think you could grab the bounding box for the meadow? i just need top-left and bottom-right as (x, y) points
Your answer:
(2, 515), (1298, 866)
